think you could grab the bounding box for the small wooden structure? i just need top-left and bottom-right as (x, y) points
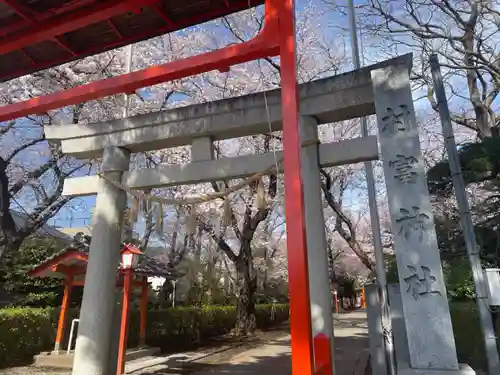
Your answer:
(29, 233), (177, 369)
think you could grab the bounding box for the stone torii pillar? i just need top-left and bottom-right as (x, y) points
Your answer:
(300, 116), (335, 373)
(72, 146), (131, 375)
(371, 64), (469, 374)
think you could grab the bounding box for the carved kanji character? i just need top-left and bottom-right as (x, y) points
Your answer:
(389, 154), (419, 184)
(404, 265), (441, 300)
(396, 206), (430, 242)
(381, 105), (411, 134)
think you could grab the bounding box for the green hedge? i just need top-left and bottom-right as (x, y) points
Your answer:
(450, 301), (500, 371)
(0, 308), (57, 369)
(0, 304), (289, 369)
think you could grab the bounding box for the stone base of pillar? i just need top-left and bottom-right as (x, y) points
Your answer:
(398, 363), (475, 375)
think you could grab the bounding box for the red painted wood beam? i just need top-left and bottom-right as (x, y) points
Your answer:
(313, 334), (333, 375)
(277, 0), (314, 373)
(0, 0), (159, 55)
(54, 274), (74, 352)
(29, 250), (85, 277)
(51, 264), (87, 275)
(107, 19), (124, 39)
(117, 268), (133, 375)
(0, 0), (265, 82)
(19, 48), (36, 65)
(0, 15), (279, 122)
(53, 37), (78, 56)
(1, 0), (36, 21)
(1, 1), (78, 59)
(153, 4), (173, 26)
(0, 0), (36, 37)
(0, 0), (97, 22)
(0, 19), (28, 37)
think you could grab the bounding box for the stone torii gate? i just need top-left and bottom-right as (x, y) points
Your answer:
(45, 53), (468, 375)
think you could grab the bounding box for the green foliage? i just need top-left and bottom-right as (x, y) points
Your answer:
(450, 301), (500, 371)
(0, 304), (289, 369)
(443, 259), (475, 300)
(0, 235), (67, 307)
(255, 304), (289, 329)
(427, 138), (500, 196)
(335, 273), (361, 297)
(432, 213), (500, 300)
(428, 142), (500, 299)
(0, 308), (58, 368)
(385, 254), (399, 284)
(18, 292), (60, 307)
(386, 252), (476, 300)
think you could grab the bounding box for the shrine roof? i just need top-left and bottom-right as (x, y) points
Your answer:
(0, 0), (264, 82)
(29, 232), (180, 279)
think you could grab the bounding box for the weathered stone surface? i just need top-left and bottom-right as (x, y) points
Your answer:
(371, 64), (458, 370)
(300, 116), (335, 371)
(388, 284), (410, 368)
(43, 54), (411, 159)
(398, 364), (475, 375)
(61, 136), (379, 197)
(72, 146), (130, 375)
(191, 137), (214, 162)
(365, 284), (387, 375)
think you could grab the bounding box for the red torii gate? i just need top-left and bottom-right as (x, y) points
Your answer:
(0, 1), (331, 374)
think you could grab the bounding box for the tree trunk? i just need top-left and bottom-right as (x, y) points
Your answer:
(0, 157), (18, 259)
(234, 240), (257, 336)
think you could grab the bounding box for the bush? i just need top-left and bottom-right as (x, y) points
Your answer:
(128, 304), (289, 350)
(0, 308), (57, 368)
(0, 304), (289, 369)
(450, 301), (500, 371)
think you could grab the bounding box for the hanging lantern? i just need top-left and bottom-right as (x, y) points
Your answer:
(121, 244), (142, 269)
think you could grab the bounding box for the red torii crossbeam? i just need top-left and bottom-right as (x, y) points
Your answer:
(1, 0), (318, 373)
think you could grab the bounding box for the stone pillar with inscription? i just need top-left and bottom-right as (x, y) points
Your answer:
(371, 63), (473, 375)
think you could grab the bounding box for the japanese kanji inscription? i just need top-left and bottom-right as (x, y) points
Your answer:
(403, 264), (442, 300)
(396, 206), (430, 242)
(389, 154), (418, 184)
(380, 105), (411, 134)
(372, 62), (459, 370)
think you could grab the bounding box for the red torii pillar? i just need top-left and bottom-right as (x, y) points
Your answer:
(54, 274), (74, 352)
